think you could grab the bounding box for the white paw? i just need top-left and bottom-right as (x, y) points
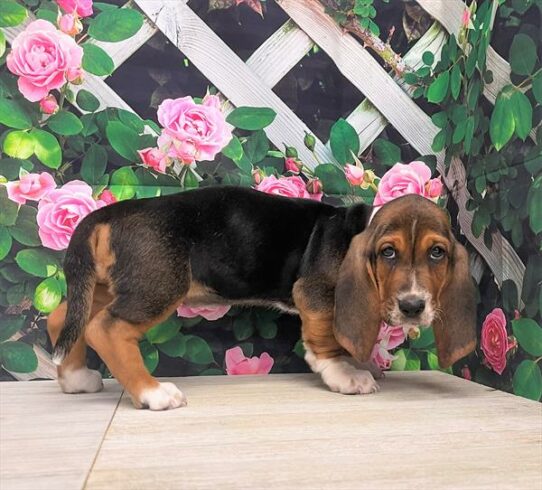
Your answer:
(323, 362), (379, 395)
(138, 382), (187, 411)
(58, 368), (104, 394)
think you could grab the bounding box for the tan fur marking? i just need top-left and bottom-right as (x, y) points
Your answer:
(91, 224), (115, 282)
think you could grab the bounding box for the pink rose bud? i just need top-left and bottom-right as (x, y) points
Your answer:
(39, 95), (59, 115)
(344, 164), (365, 186)
(461, 8), (471, 28)
(56, 0), (93, 18)
(98, 189), (117, 205)
(426, 177), (443, 198)
(461, 365), (472, 381)
(66, 66), (84, 84)
(58, 13), (82, 36)
(138, 147), (168, 173)
(306, 177), (323, 202)
(252, 168), (265, 185)
(514, 309), (521, 320)
(284, 157), (302, 174)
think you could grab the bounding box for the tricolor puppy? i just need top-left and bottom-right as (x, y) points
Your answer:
(48, 186), (476, 410)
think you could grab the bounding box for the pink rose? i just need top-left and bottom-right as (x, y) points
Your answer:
(252, 168), (264, 185)
(157, 94), (232, 163)
(425, 178), (443, 199)
(55, 0), (93, 17)
(370, 322), (406, 370)
(98, 189), (117, 205)
(58, 13), (82, 36)
(6, 172), (56, 205)
(373, 161), (433, 207)
(6, 20), (83, 102)
(39, 94), (59, 114)
(284, 157), (302, 174)
(36, 180), (105, 250)
(255, 175), (312, 199)
(345, 164), (364, 186)
(138, 147), (170, 173)
(225, 346), (274, 375)
(481, 308), (515, 375)
(176, 304), (231, 321)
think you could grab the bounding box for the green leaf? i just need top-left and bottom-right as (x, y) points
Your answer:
(3, 131), (34, 159)
(329, 118), (359, 165)
(146, 317), (181, 344)
(110, 166), (138, 200)
(422, 51), (434, 66)
(9, 205), (40, 246)
(373, 138), (401, 166)
(513, 360), (542, 401)
(0, 98), (32, 129)
(82, 44), (115, 76)
(410, 327), (435, 349)
(0, 341), (37, 373)
(157, 333), (186, 358)
(88, 9), (144, 42)
(226, 107), (276, 130)
(427, 71), (450, 103)
(464, 116), (475, 153)
(33, 277), (62, 313)
(233, 315), (254, 341)
(532, 71), (542, 105)
(512, 318), (542, 356)
(391, 349), (421, 371)
(0, 315), (25, 342)
(46, 111), (83, 136)
(106, 121), (140, 160)
(0, 226), (12, 260)
(15, 249), (59, 277)
(490, 86), (515, 150)
(184, 335), (214, 364)
(139, 340), (159, 373)
(0, 0), (28, 27)
(528, 175), (542, 234)
(431, 129), (446, 153)
(0, 30), (4, 58)
(76, 89), (101, 112)
(256, 319), (277, 339)
(509, 33), (537, 76)
(81, 144), (108, 184)
(245, 130), (269, 164)
(0, 187), (19, 226)
(426, 351), (440, 370)
(510, 90), (532, 140)
(31, 129), (61, 169)
(431, 111), (448, 129)
(450, 64), (462, 100)
(221, 136), (243, 161)
(314, 163), (349, 195)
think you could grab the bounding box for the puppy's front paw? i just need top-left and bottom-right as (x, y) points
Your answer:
(137, 382), (187, 410)
(322, 361), (380, 395)
(58, 368), (104, 394)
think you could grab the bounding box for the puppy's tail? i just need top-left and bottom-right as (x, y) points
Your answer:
(52, 220), (97, 365)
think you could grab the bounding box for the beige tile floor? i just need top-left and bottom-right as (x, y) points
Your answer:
(1, 372), (541, 490)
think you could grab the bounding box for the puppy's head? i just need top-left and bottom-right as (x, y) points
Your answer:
(334, 195), (476, 368)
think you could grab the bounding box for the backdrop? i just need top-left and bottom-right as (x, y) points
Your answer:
(0, 0), (541, 401)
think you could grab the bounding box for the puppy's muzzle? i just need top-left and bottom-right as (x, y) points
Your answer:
(398, 295), (426, 318)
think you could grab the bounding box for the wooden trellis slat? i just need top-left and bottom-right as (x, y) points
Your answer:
(278, 0), (525, 298)
(134, 0), (338, 170)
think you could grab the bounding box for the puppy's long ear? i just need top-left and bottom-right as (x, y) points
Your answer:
(334, 231), (381, 362)
(433, 241), (477, 368)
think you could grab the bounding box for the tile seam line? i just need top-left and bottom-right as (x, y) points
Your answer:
(82, 388), (124, 490)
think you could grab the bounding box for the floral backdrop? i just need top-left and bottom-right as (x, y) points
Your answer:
(0, 0), (541, 401)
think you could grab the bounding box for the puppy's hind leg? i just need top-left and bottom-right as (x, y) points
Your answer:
(47, 284), (112, 394)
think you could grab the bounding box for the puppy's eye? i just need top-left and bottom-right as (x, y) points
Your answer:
(381, 246), (396, 259)
(430, 246), (445, 260)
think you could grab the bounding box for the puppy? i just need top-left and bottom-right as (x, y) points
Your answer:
(47, 187), (476, 410)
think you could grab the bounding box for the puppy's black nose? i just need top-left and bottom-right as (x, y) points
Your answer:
(399, 296), (425, 318)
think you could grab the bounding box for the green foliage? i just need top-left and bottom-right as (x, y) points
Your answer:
(0, 0), (28, 27)
(373, 138), (401, 166)
(226, 107), (276, 130)
(88, 9), (144, 42)
(76, 90), (101, 112)
(513, 360), (542, 401)
(0, 341), (37, 373)
(0, 98), (33, 129)
(46, 111), (84, 136)
(329, 118), (359, 165)
(391, 349), (421, 371)
(82, 44), (115, 76)
(512, 319), (542, 356)
(146, 317), (182, 344)
(33, 277), (62, 313)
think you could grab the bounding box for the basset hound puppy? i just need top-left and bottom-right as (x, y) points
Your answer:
(47, 186), (476, 410)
